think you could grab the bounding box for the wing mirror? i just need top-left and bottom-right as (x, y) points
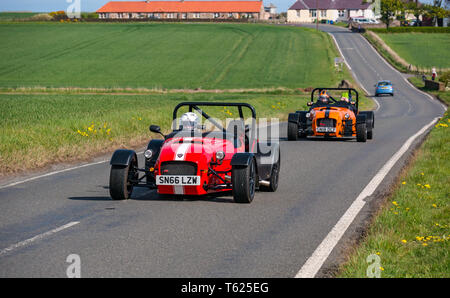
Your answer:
(307, 102), (314, 106)
(149, 125), (165, 138)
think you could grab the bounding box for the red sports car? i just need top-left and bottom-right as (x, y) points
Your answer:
(109, 102), (280, 203)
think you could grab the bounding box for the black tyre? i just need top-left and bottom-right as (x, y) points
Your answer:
(232, 158), (256, 204)
(287, 121), (298, 141)
(109, 156), (138, 200)
(367, 129), (373, 140)
(356, 123), (367, 142)
(260, 151), (280, 192)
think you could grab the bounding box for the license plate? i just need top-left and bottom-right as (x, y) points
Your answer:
(316, 127), (336, 133)
(156, 175), (201, 186)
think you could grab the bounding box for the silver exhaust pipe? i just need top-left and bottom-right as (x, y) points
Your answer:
(259, 180), (270, 187)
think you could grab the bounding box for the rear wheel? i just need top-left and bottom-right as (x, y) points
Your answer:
(356, 123), (367, 142)
(287, 121), (298, 141)
(260, 152), (280, 192)
(232, 158), (256, 204)
(109, 156), (138, 200)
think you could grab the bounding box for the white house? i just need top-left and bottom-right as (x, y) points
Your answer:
(287, 0), (376, 23)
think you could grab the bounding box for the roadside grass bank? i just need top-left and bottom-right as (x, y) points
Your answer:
(338, 81), (449, 278)
(408, 76), (450, 105)
(363, 30), (450, 74)
(0, 93), (305, 176)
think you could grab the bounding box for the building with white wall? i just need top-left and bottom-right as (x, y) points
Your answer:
(287, 0), (375, 23)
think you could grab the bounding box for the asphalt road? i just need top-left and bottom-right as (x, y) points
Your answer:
(0, 25), (445, 277)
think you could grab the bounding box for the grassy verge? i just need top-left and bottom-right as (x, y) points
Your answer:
(338, 79), (449, 278)
(363, 32), (410, 73)
(408, 76), (450, 104)
(0, 93), (304, 176)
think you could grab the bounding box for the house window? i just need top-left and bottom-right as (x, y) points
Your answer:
(309, 9), (316, 18)
(182, 13), (187, 19)
(338, 10), (345, 18)
(193, 13), (200, 19)
(321, 10), (327, 17)
(166, 13), (174, 19)
(214, 13), (220, 18)
(228, 13), (233, 18)
(296, 10), (301, 17)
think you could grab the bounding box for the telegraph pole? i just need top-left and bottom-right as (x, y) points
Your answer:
(316, 0), (319, 30)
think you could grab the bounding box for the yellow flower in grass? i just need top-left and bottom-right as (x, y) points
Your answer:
(392, 201), (398, 206)
(432, 204), (437, 208)
(422, 243), (428, 246)
(424, 184), (431, 189)
(402, 181), (406, 185)
(379, 267), (384, 271)
(401, 239), (407, 244)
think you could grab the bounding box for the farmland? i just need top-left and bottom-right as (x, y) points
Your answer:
(0, 23), (341, 90)
(376, 32), (450, 69)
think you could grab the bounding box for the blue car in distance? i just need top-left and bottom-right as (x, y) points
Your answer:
(375, 80), (394, 97)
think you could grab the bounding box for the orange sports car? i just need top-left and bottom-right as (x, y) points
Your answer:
(287, 88), (374, 142)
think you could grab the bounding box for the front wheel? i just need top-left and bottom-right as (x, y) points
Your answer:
(232, 158), (256, 204)
(109, 156), (138, 200)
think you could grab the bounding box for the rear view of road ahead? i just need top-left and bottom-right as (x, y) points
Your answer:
(0, 25), (445, 277)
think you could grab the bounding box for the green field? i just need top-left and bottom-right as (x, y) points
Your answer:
(0, 12), (39, 20)
(377, 33), (450, 69)
(0, 23), (341, 90)
(0, 93), (305, 175)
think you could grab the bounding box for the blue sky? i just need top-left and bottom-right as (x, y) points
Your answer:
(0, 0), (436, 14)
(2, 0), (296, 14)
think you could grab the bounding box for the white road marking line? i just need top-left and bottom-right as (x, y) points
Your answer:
(328, 33), (352, 71)
(0, 221), (80, 257)
(295, 117), (439, 278)
(0, 151), (145, 190)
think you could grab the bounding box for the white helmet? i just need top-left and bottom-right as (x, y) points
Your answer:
(180, 112), (199, 131)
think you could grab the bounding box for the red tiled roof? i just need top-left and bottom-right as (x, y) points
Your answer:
(289, 0), (371, 10)
(97, 1), (263, 13)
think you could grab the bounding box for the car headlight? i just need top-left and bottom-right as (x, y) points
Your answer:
(344, 113), (350, 119)
(144, 149), (153, 159)
(309, 110), (316, 119)
(215, 151), (225, 161)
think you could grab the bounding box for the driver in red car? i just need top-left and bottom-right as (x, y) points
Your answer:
(180, 112), (199, 131)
